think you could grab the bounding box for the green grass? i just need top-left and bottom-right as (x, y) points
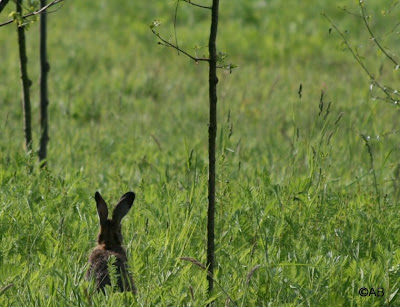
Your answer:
(1, 0), (400, 305)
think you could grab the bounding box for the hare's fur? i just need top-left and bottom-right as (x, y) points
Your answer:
(86, 191), (136, 293)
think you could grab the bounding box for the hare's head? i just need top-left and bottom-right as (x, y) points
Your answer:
(94, 191), (135, 250)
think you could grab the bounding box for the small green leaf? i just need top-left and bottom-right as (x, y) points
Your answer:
(150, 20), (162, 29)
(8, 11), (17, 19)
(217, 51), (228, 61)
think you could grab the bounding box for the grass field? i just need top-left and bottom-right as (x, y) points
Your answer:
(1, 0), (400, 305)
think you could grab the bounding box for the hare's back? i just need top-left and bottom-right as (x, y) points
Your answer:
(89, 248), (127, 268)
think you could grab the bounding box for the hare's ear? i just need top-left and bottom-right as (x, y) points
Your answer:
(112, 192), (135, 224)
(95, 192), (108, 225)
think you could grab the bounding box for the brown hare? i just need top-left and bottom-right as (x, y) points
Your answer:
(86, 191), (137, 294)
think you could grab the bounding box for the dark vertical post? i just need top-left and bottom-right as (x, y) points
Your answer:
(17, 0), (33, 151)
(39, 0), (49, 165)
(207, 0), (219, 295)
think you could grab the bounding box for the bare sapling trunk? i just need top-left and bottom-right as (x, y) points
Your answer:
(150, 0), (222, 297)
(16, 0), (33, 151)
(0, 0), (11, 14)
(207, 0), (219, 294)
(38, 0), (49, 165)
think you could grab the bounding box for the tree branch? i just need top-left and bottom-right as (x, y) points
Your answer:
(341, 7), (363, 19)
(323, 14), (375, 79)
(0, 0), (64, 28)
(174, 0), (180, 55)
(323, 13), (399, 105)
(151, 28), (209, 63)
(0, 0), (11, 15)
(359, 2), (398, 67)
(182, 0), (211, 10)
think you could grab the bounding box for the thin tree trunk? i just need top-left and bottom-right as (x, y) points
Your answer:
(17, 0), (33, 151)
(0, 0), (11, 15)
(38, 0), (49, 165)
(207, 0), (219, 295)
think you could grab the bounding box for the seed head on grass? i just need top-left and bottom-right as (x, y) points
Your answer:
(180, 257), (207, 271)
(246, 264), (261, 284)
(0, 283), (13, 295)
(189, 285), (195, 300)
(334, 112), (344, 125)
(319, 90), (324, 115)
